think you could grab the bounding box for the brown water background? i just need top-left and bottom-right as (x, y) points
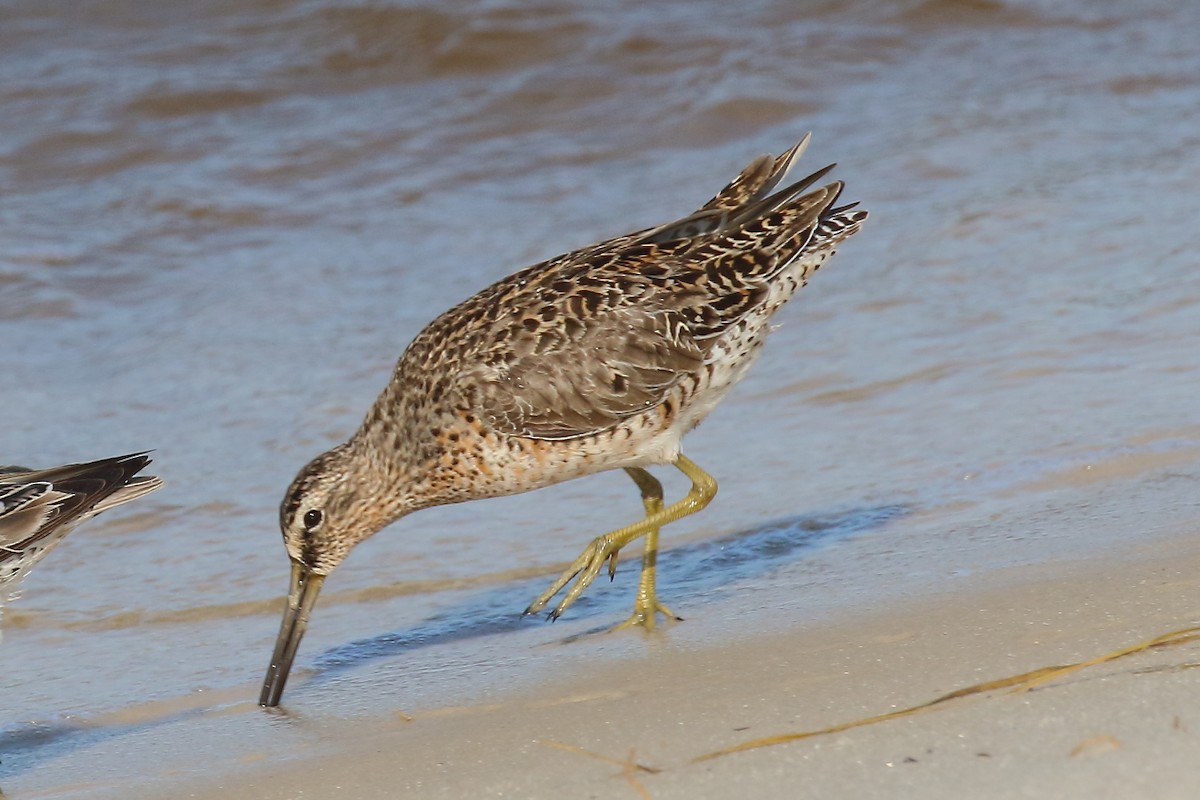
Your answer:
(2, 0), (1200, 795)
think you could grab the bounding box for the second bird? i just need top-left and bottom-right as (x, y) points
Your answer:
(261, 134), (868, 707)
(1, 453), (161, 589)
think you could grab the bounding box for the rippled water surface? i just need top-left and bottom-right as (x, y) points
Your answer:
(3, 0), (1200, 795)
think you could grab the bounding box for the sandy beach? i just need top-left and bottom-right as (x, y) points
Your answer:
(121, 525), (1200, 800)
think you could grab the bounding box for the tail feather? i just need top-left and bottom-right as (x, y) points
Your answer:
(727, 168), (840, 233)
(812, 208), (869, 250)
(640, 139), (836, 246)
(698, 133), (812, 212)
(689, 172), (865, 288)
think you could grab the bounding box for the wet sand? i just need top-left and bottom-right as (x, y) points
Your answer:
(142, 529), (1200, 800)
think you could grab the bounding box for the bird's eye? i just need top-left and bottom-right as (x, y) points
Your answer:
(302, 509), (323, 531)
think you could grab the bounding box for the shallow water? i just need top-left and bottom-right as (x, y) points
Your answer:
(3, 0), (1200, 795)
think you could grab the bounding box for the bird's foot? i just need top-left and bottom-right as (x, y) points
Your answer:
(524, 532), (624, 621)
(609, 596), (682, 633)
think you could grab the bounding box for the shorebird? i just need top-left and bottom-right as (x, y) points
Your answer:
(1, 452), (161, 588)
(261, 134), (867, 706)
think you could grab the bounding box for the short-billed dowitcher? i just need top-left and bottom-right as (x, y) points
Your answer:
(261, 135), (867, 706)
(1, 453), (161, 587)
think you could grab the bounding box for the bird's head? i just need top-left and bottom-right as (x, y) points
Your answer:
(260, 442), (401, 707)
(278, 445), (386, 574)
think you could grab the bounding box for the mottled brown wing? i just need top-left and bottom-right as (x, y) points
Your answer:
(465, 308), (703, 440)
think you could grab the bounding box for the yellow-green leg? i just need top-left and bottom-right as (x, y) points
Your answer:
(604, 467), (664, 582)
(524, 453), (718, 624)
(609, 467), (680, 631)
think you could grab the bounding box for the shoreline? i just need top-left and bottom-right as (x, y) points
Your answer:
(138, 528), (1200, 800)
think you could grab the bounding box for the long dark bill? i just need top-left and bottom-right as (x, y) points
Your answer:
(260, 561), (326, 707)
